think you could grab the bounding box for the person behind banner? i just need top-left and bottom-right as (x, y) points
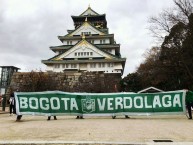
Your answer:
(0, 94), (2, 106)
(47, 116), (57, 121)
(186, 90), (193, 119)
(16, 115), (22, 121)
(14, 89), (23, 121)
(9, 92), (15, 116)
(76, 115), (84, 119)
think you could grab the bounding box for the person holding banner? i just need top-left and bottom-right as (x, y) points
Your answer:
(47, 116), (57, 121)
(0, 94), (2, 106)
(16, 115), (22, 121)
(9, 92), (15, 115)
(76, 115), (84, 119)
(13, 90), (23, 121)
(186, 90), (193, 119)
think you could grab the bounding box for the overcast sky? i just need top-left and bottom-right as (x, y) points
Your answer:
(0, 0), (175, 76)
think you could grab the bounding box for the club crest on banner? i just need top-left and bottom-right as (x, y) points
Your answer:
(81, 96), (95, 113)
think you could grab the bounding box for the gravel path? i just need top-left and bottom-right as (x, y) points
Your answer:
(0, 113), (193, 144)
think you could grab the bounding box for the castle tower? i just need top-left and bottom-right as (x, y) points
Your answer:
(42, 6), (126, 75)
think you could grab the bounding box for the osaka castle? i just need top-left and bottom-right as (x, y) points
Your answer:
(42, 6), (126, 75)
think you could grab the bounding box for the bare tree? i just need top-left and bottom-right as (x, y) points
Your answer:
(148, 0), (193, 43)
(174, 0), (193, 18)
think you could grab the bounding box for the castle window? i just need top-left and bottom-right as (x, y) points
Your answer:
(107, 63), (110, 67)
(98, 63), (105, 68)
(71, 64), (77, 68)
(90, 63), (96, 68)
(98, 63), (101, 68)
(111, 63), (114, 67)
(100, 39), (106, 44)
(81, 32), (91, 36)
(62, 64), (69, 68)
(54, 64), (60, 68)
(76, 52), (92, 56)
(67, 41), (72, 45)
(107, 63), (114, 67)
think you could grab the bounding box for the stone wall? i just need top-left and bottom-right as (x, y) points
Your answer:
(6, 71), (121, 99)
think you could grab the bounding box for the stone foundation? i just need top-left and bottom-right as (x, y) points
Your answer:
(6, 72), (121, 99)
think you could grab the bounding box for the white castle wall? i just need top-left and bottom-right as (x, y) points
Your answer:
(46, 62), (122, 74)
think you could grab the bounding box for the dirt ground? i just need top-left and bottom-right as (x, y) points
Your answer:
(0, 108), (193, 145)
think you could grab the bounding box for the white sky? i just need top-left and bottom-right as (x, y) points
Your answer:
(0, 0), (174, 76)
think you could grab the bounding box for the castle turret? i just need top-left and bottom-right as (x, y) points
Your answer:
(42, 6), (126, 75)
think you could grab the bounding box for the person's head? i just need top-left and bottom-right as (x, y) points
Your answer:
(11, 92), (14, 97)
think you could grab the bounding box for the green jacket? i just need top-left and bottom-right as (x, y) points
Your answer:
(185, 91), (193, 104)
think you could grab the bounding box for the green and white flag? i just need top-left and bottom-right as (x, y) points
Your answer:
(15, 90), (186, 116)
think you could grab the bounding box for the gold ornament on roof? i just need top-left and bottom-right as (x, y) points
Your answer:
(82, 33), (85, 39)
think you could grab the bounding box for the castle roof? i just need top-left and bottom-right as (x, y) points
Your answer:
(47, 39), (119, 61)
(79, 5), (99, 16)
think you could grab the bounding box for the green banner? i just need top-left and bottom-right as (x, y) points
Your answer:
(15, 90), (186, 116)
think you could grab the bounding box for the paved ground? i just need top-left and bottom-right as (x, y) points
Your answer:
(0, 108), (193, 145)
